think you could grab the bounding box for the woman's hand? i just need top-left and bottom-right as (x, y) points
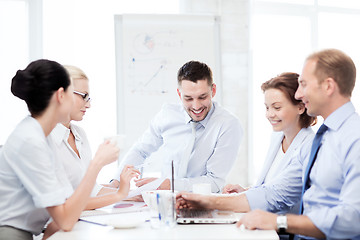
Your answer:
(118, 165), (140, 197)
(92, 140), (120, 168)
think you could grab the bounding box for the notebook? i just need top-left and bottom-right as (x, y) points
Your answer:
(176, 208), (239, 224)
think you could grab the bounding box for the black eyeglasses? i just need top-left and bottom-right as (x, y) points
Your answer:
(73, 91), (91, 102)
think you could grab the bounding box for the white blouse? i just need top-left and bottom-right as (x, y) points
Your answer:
(264, 144), (285, 183)
(48, 123), (102, 196)
(0, 116), (73, 235)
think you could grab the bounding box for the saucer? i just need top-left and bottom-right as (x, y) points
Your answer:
(106, 218), (145, 229)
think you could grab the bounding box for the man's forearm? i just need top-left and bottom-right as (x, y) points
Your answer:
(212, 194), (251, 212)
(287, 214), (325, 238)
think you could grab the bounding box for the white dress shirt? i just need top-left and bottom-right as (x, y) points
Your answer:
(0, 116), (73, 235)
(48, 123), (102, 197)
(114, 101), (243, 192)
(263, 145), (285, 183)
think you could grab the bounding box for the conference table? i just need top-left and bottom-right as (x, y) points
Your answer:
(48, 202), (279, 240)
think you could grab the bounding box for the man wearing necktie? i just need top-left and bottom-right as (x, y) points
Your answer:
(109, 61), (243, 193)
(238, 49), (360, 239)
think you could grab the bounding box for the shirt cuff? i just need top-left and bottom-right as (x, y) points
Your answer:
(305, 206), (334, 236)
(174, 178), (191, 192)
(33, 186), (72, 208)
(244, 186), (269, 211)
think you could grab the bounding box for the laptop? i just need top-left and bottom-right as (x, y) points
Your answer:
(176, 208), (239, 224)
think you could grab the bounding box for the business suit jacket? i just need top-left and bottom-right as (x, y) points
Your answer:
(255, 127), (314, 186)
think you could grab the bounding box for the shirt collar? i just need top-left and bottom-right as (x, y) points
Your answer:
(69, 124), (82, 142)
(51, 123), (70, 146)
(324, 101), (355, 131)
(51, 123), (82, 146)
(182, 102), (216, 128)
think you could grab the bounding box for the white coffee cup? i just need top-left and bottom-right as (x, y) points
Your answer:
(192, 183), (211, 195)
(104, 134), (126, 150)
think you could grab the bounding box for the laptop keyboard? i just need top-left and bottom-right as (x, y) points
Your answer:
(178, 209), (213, 218)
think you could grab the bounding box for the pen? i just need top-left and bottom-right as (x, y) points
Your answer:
(156, 193), (161, 221)
(171, 160), (175, 221)
(134, 162), (151, 171)
(171, 160), (174, 193)
(134, 162), (152, 179)
(140, 166), (143, 179)
(79, 219), (108, 227)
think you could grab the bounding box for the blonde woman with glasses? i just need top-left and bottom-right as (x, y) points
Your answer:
(46, 66), (139, 237)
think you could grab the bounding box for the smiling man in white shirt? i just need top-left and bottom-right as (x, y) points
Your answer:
(110, 61), (243, 193)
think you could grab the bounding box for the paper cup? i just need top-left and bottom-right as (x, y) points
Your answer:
(192, 183), (211, 195)
(104, 134), (126, 150)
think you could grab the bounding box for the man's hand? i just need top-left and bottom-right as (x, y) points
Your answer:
(237, 210), (326, 239)
(176, 192), (214, 210)
(158, 179), (170, 190)
(134, 178), (170, 190)
(236, 209), (277, 230)
(222, 184), (248, 194)
(134, 177), (157, 187)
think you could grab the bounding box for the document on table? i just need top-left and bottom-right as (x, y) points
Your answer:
(80, 201), (148, 218)
(80, 178), (165, 218)
(80, 211), (148, 227)
(125, 177), (165, 199)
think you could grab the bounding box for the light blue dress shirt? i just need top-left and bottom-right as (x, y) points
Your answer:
(245, 127), (314, 213)
(0, 117), (73, 235)
(303, 102), (360, 239)
(114, 101), (243, 192)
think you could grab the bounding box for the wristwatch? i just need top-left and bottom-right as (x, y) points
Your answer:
(277, 215), (288, 234)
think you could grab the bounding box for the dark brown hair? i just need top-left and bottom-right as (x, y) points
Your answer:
(177, 61), (213, 86)
(11, 59), (70, 117)
(261, 72), (317, 128)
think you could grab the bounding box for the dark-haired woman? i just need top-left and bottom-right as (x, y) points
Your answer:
(0, 59), (119, 240)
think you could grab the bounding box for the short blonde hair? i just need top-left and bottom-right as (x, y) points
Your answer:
(307, 49), (356, 97)
(63, 65), (88, 81)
